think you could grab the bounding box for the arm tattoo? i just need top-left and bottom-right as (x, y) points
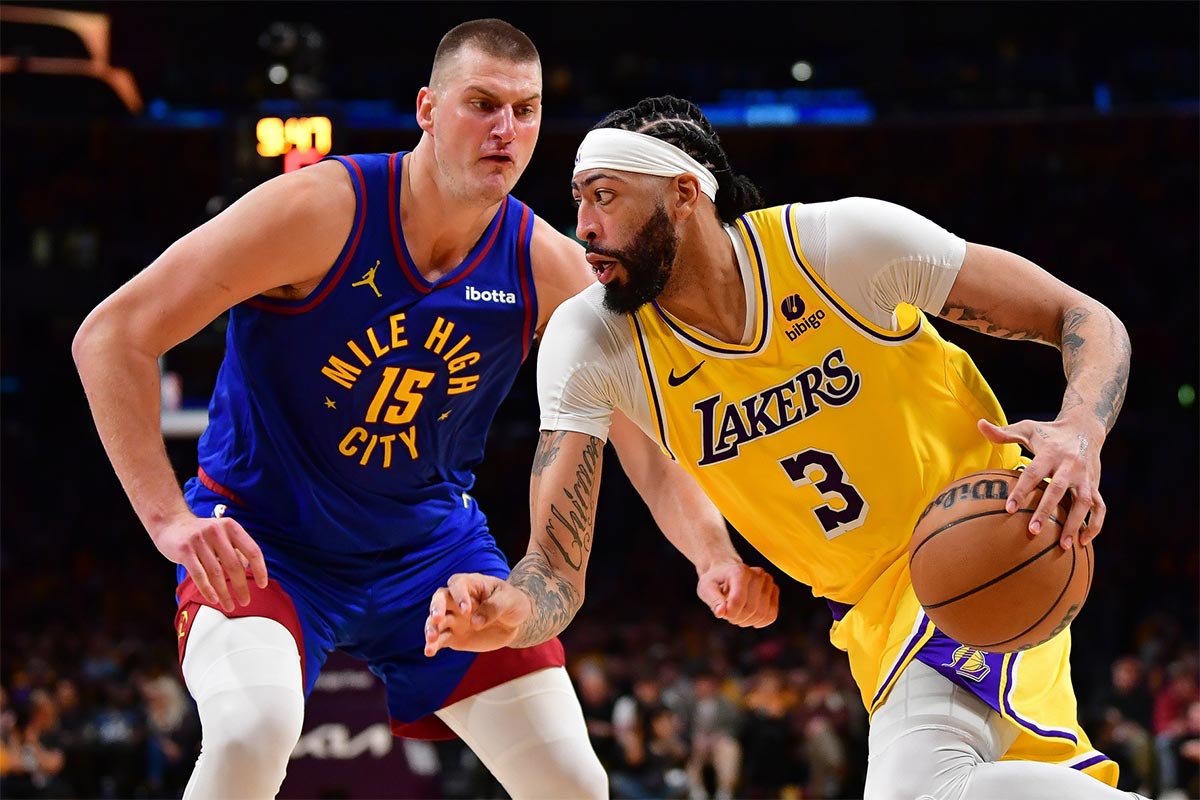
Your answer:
(541, 436), (603, 571)
(509, 549), (582, 648)
(1059, 306), (1130, 433)
(1059, 386), (1084, 415)
(1094, 336), (1130, 432)
(1059, 307), (1089, 357)
(939, 304), (1050, 344)
(532, 431), (565, 476)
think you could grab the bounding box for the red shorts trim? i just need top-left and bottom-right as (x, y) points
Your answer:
(196, 466), (245, 507)
(389, 637), (566, 741)
(174, 574), (307, 688)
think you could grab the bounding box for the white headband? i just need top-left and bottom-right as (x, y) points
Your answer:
(573, 128), (719, 201)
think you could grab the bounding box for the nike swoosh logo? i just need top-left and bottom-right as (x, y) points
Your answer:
(667, 360), (705, 387)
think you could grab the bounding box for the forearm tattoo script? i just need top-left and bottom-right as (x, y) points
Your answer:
(534, 433), (602, 571)
(509, 432), (604, 647)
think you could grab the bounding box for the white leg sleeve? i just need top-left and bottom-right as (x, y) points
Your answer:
(181, 606), (306, 800)
(435, 666), (609, 800)
(864, 660), (1133, 800)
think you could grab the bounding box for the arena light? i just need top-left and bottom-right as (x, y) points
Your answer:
(0, 4), (143, 113)
(1179, 383), (1196, 409)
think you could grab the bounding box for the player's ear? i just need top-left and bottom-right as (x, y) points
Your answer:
(416, 87), (435, 133)
(671, 173), (703, 220)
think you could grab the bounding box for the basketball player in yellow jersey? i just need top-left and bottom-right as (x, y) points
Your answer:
(424, 96), (1144, 799)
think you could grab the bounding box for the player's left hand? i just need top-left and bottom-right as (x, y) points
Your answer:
(696, 560), (779, 628)
(978, 417), (1106, 549)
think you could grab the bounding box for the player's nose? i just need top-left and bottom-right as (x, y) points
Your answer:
(492, 106), (517, 143)
(576, 209), (601, 242)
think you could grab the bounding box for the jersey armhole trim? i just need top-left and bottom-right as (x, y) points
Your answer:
(629, 313), (678, 461)
(784, 203), (924, 345)
(648, 215), (771, 357)
(514, 205), (536, 361)
(243, 155), (367, 315)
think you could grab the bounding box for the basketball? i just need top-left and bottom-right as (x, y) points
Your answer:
(909, 469), (1093, 653)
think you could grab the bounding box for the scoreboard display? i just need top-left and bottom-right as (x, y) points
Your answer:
(256, 115), (332, 172)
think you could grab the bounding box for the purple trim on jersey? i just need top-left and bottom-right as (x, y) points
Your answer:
(827, 599), (852, 622)
(871, 613), (934, 708)
(386, 152), (508, 294)
(1070, 754), (1111, 772)
(1001, 652), (1079, 743)
(910, 627), (1080, 744)
(783, 203), (922, 343)
(629, 311), (678, 462)
(649, 215), (770, 356)
(244, 157), (368, 314)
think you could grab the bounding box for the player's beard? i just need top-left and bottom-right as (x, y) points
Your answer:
(593, 203), (678, 314)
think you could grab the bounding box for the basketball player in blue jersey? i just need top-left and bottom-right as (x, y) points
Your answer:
(424, 96), (1150, 800)
(73, 30), (779, 800)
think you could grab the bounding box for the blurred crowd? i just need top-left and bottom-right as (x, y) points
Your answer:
(1, 584), (1197, 799)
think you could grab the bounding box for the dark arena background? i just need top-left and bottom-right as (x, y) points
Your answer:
(1, 2), (1197, 799)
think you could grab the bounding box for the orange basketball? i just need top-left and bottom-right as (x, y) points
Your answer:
(908, 469), (1093, 653)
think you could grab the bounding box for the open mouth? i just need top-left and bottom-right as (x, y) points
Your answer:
(586, 254), (619, 284)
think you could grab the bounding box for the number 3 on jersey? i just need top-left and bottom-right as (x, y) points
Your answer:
(778, 448), (869, 539)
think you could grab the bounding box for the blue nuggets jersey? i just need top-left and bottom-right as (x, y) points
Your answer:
(184, 152), (538, 553)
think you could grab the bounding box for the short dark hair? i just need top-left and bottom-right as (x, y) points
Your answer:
(591, 95), (764, 223)
(430, 18), (540, 86)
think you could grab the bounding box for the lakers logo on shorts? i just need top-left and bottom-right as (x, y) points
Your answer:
(942, 645), (991, 682)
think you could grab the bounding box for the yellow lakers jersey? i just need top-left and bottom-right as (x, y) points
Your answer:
(629, 204), (1023, 605)
(625, 204), (1118, 784)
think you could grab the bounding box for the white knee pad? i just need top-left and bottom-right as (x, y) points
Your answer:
(436, 666), (609, 800)
(182, 607), (306, 800)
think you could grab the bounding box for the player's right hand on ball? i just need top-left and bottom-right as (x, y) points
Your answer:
(152, 514), (269, 612)
(424, 573), (533, 657)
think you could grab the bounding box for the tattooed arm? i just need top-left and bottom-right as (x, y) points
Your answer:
(423, 429), (604, 655)
(509, 429), (605, 647)
(423, 420), (777, 656)
(940, 242), (1131, 547)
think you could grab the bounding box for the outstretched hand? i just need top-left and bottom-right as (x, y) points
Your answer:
(978, 417), (1106, 548)
(697, 560), (779, 628)
(423, 573), (533, 657)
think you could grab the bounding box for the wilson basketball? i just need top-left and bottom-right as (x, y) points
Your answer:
(909, 469), (1093, 653)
